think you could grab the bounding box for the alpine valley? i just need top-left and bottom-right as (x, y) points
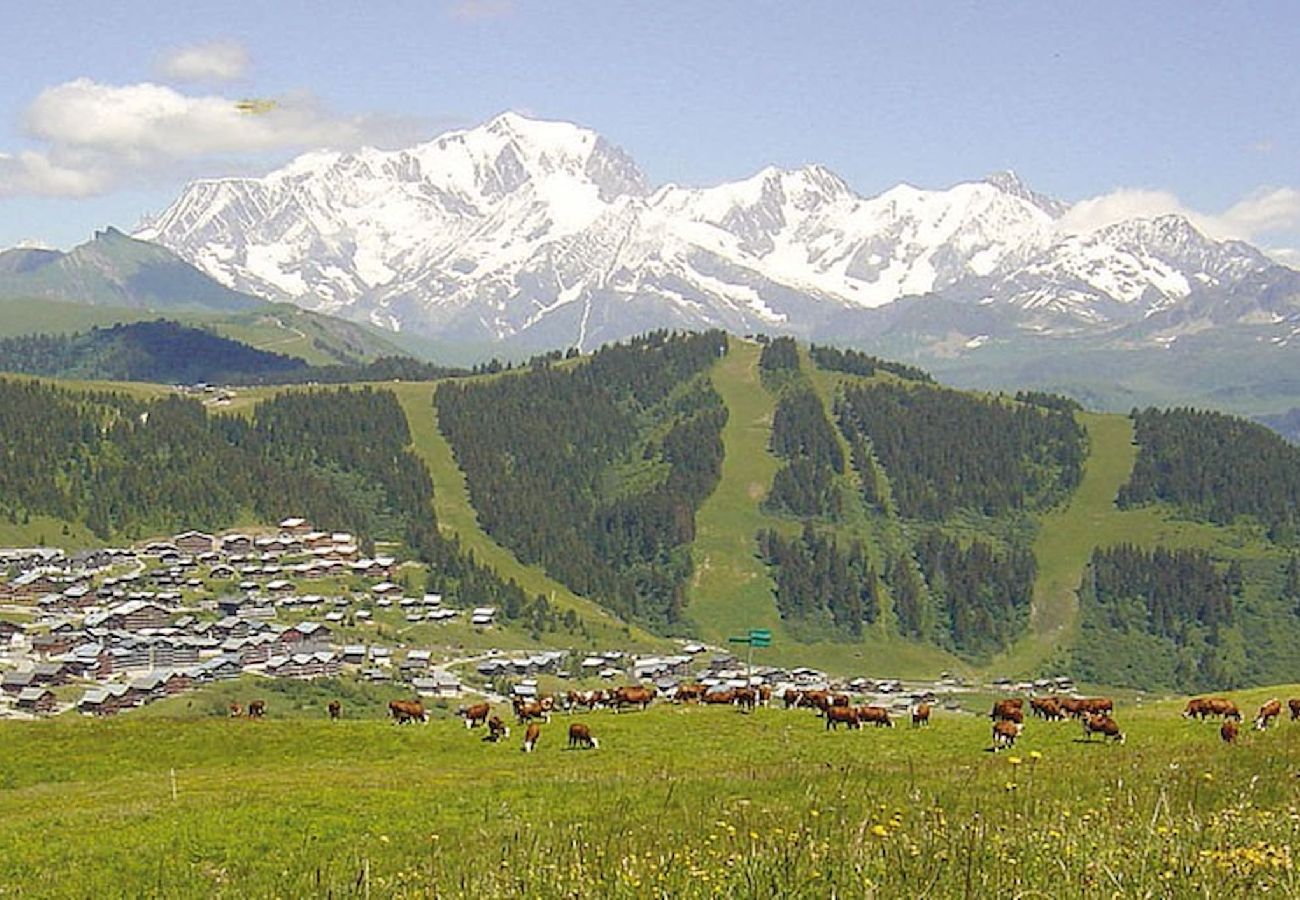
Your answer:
(134, 112), (1300, 416)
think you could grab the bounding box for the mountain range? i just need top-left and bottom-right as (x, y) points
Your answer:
(135, 112), (1299, 364)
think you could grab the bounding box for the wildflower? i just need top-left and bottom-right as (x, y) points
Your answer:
(1203, 772), (1214, 782)
(809, 809), (820, 818)
(1007, 756), (1022, 766)
(1004, 781), (1018, 791)
(870, 824), (889, 838)
(749, 832), (759, 840)
(1029, 750), (1043, 762)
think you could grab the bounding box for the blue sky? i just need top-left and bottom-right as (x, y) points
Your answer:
(2, 1), (1297, 260)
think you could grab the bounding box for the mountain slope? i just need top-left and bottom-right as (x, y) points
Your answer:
(0, 228), (265, 312)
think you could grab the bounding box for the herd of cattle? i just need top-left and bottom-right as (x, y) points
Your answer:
(225, 686), (1300, 753)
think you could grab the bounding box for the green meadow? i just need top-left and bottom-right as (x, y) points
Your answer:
(3, 690), (1298, 897)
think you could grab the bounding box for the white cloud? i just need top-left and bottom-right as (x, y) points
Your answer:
(158, 40), (249, 83)
(1058, 185), (1300, 264)
(0, 78), (394, 198)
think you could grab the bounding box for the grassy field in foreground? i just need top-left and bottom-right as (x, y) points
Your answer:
(4, 688), (1299, 897)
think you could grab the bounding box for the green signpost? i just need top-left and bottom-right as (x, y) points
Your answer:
(727, 628), (774, 677)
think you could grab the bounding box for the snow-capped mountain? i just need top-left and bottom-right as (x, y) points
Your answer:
(138, 112), (1293, 351)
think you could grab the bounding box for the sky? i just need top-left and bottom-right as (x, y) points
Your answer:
(1, 1), (1298, 261)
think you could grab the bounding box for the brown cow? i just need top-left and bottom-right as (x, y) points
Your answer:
(483, 715), (509, 742)
(458, 702), (490, 728)
(522, 722), (541, 752)
(825, 707), (860, 730)
(758, 685), (773, 707)
(991, 700), (1024, 724)
(390, 699), (428, 724)
(1185, 697), (1240, 721)
(228, 702), (243, 718)
(1254, 698), (1282, 731)
(991, 719), (1022, 751)
(1030, 696), (1063, 719)
(1080, 697), (1114, 716)
(1290, 698), (1300, 721)
(612, 685), (655, 712)
(568, 722), (598, 749)
(247, 699), (266, 719)
(674, 684), (706, 704)
(734, 688), (757, 712)
(911, 703), (931, 728)
(513, 698), (552, 724)
(858, 706), (894, 728)
(1081, 714), (1124, 743)
(327, 699), (341, 721)
(783, 689), (806, 709)
(703, 689), (736, 705)
(1221, 720), (1239, 744)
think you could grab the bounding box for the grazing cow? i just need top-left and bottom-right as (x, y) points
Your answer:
(1030, 696), (1064, 720)
(783, 689), (806, 710)
(612, 685), (655, 712)
(228, 702), (243, 718)
(1031, 697), (1064, 722)
(522, 722), (541, 752)
(1081, 714), (1125, 743)
(513, 698), (551, 724)
(327, 700), (341, 721)
(991, 719), (1022, 751)
(674, 684), (706, 704)
(247, 699), (266, 719)
(1080, 697), (1114, 717)
(1290, 698), (1300, 721)
(483, 715), (509, 742)
(858, 706), (894, 728)
(1221, 720), (1239, 744)
(825, 707), (860, 730)
(911, 703), (931, 727)
(703, 689), (736, 705)
(734, 688), (757, 712)
(758, 685), (773, 707)
(568, 722), (598, 750)
(991, 700), (1024, 724)
(801, 690), (832, 713)
(1255, 698), (1282, 731)
(458, 702), (490, 728)
(829, 693), (852, 709)
(1185, 697), (1240, 721)
(390, 699), (428, 725)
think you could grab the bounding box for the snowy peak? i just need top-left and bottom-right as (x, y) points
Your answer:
(982, 170), (1067, 218)
(136, 111), (1290, 349)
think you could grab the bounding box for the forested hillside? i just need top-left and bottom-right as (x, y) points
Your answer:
(437, 331), (728, 629)
(6, 332), (1300, 683)
(0, 320), (464, 386)
(0, 377), (568, 634)
(1069, 407), (1300, 690)
(746, 338), (1078, 661)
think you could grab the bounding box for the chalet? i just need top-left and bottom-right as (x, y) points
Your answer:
(7, 570), (57, 599)
(0, 620), (21, 642)
(470, 607), (497, 627)
(340, 645), (368, 665)
(79, 683), (132, 716)
(163, 670), (194, 695)
(265, 579), (296, 593)
(266, 651), (340, 679)
(16, 687), (56, 714)
(115, 600), (173, 630)
(281, 621), (331, 654)
(31, 661), (68, 686)
(209, 565), (236, 581)
(32, 632), (75, 658)
(411, 672), (463, 698)
(221, 534), (253, 555)
(2, 670), (36, 694)
(371, 581), (401, 596)
(173, 531), (215, 555)
(279, 517), (311, 536)
(202, 655), (243, 680)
